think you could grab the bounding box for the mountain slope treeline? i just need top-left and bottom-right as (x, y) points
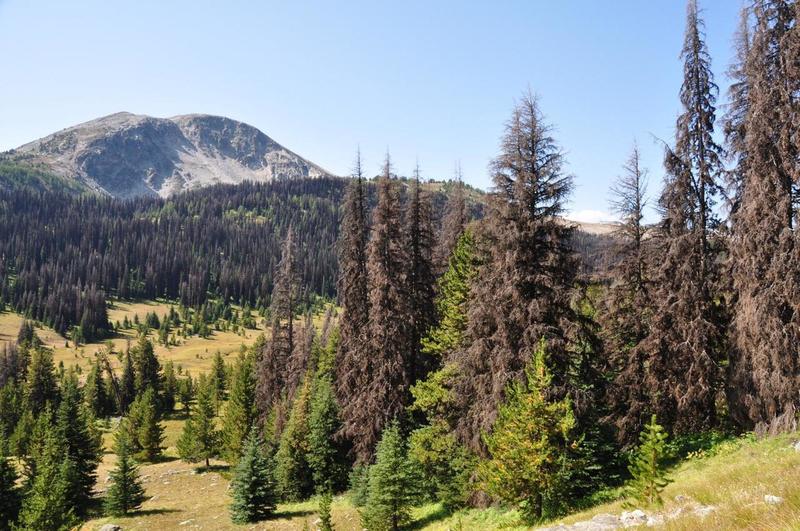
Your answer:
(0, 178), (346, 341)
(0, 175), (483, 343)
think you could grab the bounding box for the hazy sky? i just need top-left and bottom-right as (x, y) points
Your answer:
(0, 1), (743, 221)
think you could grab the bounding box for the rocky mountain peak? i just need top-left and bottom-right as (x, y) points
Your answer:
(5, 112), (333, 198)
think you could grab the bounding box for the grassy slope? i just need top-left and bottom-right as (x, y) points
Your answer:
(6, 304), (800, 529)
(80, 433), (800, 530)
(541, 434), (800, 530)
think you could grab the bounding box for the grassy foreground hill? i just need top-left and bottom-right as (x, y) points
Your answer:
(78, 428), (800, 529)
(4, 303), (800, 530)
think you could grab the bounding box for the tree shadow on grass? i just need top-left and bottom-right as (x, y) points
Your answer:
(272, 509), (315, 519)
(148, 454), (180, 464)
(408, 505), (451, 530)
(133, 508), (182, 516)
(194, 464), (231, 474)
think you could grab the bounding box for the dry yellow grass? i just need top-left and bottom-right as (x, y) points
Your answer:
(0, 301), (268, 376)
(529, 434), (800, 530)
(1, 300), (333, 377)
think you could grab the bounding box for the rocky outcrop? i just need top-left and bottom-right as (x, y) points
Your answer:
(3, 112), (332, 198)
(537, 496), (716, 530)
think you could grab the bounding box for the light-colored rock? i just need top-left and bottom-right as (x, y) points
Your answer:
(765, 494), (784, 505)
(694, 505), (715, 518)
(665, 506), (685, 519)
(620, 510), (647, 528)
(99, 525), (122, 531)
(178, 519), (194, 526)
(792, 440), (800, 452)
(646, 515), (664, 527)
(590, 513), (621, 526)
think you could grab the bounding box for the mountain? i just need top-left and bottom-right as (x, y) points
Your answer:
(1, 112), (333, 198)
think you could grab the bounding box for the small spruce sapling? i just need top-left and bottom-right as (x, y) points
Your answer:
(626, 414), (670, 507)
(230, 428), (278, 524)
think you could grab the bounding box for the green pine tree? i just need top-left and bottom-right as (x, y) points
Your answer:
(307, 374), (346, 494)
(627, 414), (670, 507)
(162, 360), (178, 413)
(230, 428), (278, 524)
(132, 336), (160, 403)
(177, 377), (219, 468)
(0, 439), (20, 530)
(119, 349), (136, 414)
(0, 381), (23, 452)
(56, 370), (103, 514)
(318, 491), (333, 531)
(25, 346), (58, 415)
(125, 387), (164, 462)
(17, 422), (80, 531)
(420, 230), (478, 359)
(104, 428), (147, 516)
(361, 421), (421, 531)
(479, 340), (577, 524)
(275, 376), (313, 501)
(211, 351), (227, 401)
(84, 358), (110, 418)
(178, 372), (195, 411)
(221, 352), (257, 465)
(407, 233), (479, 512)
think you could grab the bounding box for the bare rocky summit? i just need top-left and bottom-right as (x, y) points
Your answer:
(4, 112), (333, 198)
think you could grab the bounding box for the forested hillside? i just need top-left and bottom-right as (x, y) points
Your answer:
(0, 176), (482, 344)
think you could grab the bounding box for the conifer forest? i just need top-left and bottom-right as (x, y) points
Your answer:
(5, 1), (800, 530)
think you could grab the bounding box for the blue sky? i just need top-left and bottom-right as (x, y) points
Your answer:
(0, 1), (742, 221)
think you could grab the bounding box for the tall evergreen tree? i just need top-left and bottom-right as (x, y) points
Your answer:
(119, 348), (136, 414)
(404, 166), (437, 381)
(211, 351), (227, 402)
(177, 376), (220, 468)
(222, 352), (257, 465)
(434, 164), (468, 274)
(257, 228), (300, 421)
(17, 418), (80, 531)
(728, 0), (800, 433)
(722, 6), (753, 214)
(25, 346), (58, 415)
(104, 428), (147, 516)
(132, 335), (161, 403)
(335, 150), (372, 453)
(125, 387), (164, 462)
(449, 92), (580, 452)
(601, 145), (653, 445)
(274, 376), (313, 501)
(162, 360), (178, 413)
(230, 428), (278, 524)
(352, 153), (413, 462)
(409, 231), (480, 512)
(639, 0), (725, 433)
(84, 357), (110, 418)
(307, 373), (347, 494)
(0, 439), (20, 530)
(56, 370), (103, 514)
(361, 421), (420, 531)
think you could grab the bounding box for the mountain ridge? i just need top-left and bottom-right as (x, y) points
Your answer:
(2, 112), (334, 198)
